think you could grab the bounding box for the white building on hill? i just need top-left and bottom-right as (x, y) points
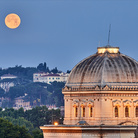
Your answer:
(1, 74), (17, 80)
(0, 74), (17, 92)
(33, 72), (69, 84)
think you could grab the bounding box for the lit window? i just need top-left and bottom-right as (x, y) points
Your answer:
(125, 106), (129, 117)
(89, 107), (93, 117)
(115, 106), (119, 117)
(136, 106), (138, 117)
(81, 106), (85, 117)
(75, 107), (78, 117)
(83, 107), (85, 117)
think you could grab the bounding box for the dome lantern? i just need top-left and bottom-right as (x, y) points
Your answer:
(97, 46), (119, 54)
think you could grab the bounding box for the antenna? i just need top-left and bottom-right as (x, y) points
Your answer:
(98, 41), (100, 47)
(107, 24), (111, 46)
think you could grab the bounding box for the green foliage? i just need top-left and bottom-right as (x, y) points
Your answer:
(51, 67), (58, 73)
(66, 70), (71, 73)
(0, 65), (38, 81)
(32, 128), (43, 138)
(0, 88), (5, 97)
(0, 106), (63, 127)
(37, 62), (49, 72)
(3, 116), (34, 132)
(3, 81), (65, 107)
(0, 118), (32, 138)
(47, 81), (65, 106)
(7, 85), (26, 100)
(24, 106), (62, 127)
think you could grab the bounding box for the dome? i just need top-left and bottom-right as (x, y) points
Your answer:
(66, 46), (138, 88)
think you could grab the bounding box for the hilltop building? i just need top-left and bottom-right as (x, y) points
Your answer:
(1, 74), (17, 80)
(0, 74), (17, 92)
(33, 72), (69, 84)
(13, 96), (31, 111)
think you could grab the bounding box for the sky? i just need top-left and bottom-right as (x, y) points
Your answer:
(0, 0), (138, 72)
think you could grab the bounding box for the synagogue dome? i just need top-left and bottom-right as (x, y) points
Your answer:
(66, 46), (138, 88)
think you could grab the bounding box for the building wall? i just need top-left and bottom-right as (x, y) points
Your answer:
(40, 126), (136, 138)
(33, 72), (69, 84)
(63, 91), (138, 125)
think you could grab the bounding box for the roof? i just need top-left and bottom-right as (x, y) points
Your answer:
(1, 74), (17, 77)
(42, 74), (60, 77)
(66, 47), (138, 88)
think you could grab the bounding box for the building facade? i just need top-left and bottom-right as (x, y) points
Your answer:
(33, 72), (69, 84)
(13, 96), (31, 111)
(63, 46), (138, 126)
(41, 46), (138, 138)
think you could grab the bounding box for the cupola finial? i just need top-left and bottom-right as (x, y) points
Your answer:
(107, 24), (111, 47)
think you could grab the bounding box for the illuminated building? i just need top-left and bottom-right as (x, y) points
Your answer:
(40, 46), (138, 138)
(33, 72), (69, 84)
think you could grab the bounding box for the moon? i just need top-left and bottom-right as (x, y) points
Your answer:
(5, 13), (21, 29)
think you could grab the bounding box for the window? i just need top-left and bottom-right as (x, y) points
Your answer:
(81, 107), (85, 117)
(83, 107), (85, 117)
(125, 106), (129, 117)
(89, 107), (93, 117)
(115, 106), (119, 117)
(75, 107), (78, 117)
(136, 106), (138, 117)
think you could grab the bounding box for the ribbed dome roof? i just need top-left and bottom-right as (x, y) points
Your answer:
(66, 46), (138, 88)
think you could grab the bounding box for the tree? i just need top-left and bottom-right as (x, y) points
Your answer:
(4, 116), (34, 133)
(51, 67), (58, 73)
(66, 70), (71, 73)
(32, 128), (43, 138)
(0, 88), (5, 97)
(0, 118), (32, 138)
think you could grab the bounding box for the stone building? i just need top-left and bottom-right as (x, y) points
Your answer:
(40, 46), (138, 138)
(33, 72), (69, 84)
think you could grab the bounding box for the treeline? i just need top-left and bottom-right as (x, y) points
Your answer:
(0, 62), (71, 108)
(1, 81), (65, 108)
(0, 62), (70, 81)
(0, 106), (63, 138)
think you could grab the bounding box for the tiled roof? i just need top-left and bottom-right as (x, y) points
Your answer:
(42, 74), (60, 77)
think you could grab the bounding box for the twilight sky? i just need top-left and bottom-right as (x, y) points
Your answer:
(0, 0), (138, 72)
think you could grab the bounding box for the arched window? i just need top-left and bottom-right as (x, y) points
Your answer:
(136, 106), (138, 117)
(75, 107), (78, 117)
(115, 106), (119, 117)
(125, 106), (129, 117)
(83, 107), (85, 117)
(81, 106), (85, 117)
(89, 107), (93, 117)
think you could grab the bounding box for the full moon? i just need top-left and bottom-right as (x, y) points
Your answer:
(5, 13), (21, 29)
